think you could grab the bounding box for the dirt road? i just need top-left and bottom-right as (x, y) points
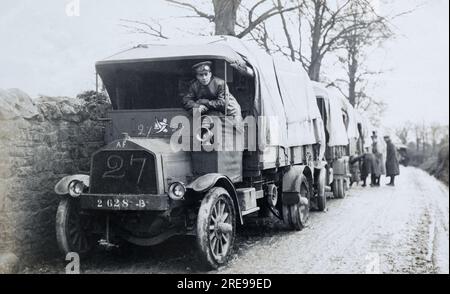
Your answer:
(23, 167), (448, 274)
(219, 167), (449, 274)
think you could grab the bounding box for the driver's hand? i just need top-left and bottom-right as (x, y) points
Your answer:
(197, 99), (210, 105)
(198, 105), (209, 114)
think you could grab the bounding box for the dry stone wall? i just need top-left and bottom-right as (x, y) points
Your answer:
(0, 89), (110, 271)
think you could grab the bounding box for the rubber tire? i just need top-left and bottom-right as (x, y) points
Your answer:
(317, 168), (327, 211)
(333, 178), (346, 199)
(282, 176), (310, 231)
(196, 187), (236, 270)
(56, 198), (95, 257)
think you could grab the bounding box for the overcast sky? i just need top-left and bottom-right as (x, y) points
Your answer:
(0, 0), (448, 127)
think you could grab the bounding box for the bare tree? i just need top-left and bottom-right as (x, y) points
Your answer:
(235, 0), (302, 38)
(120, 19), (169, 39)
(212, 0), (241, 35)
(413, 123), (422, 152)
(413, 122), (431, 154)
(122, 1), (302, 40)
(331, 1), (394, 109)
(395, 122), (413, 145)
(248, 0), (393, 82)
(164, 0), (239, 35)
(304, 0), (355, 81)
(428, 123), (448, 153)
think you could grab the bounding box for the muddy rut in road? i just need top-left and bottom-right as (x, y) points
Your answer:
(22, 167), (448, 274)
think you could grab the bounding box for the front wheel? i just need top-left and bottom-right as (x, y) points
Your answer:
(196, 187), (236, 269)
(56, 198), (96, 256)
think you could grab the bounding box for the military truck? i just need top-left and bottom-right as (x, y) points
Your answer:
(312, 82), (366, 198)
(54, 36), (327, 269)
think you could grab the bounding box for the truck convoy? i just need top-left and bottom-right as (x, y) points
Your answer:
(54, 36), (368, 269)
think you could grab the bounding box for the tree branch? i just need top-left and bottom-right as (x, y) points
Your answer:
(164, 0), (215, 22)
(237, 3), (301, 38)
(120, 19), (169, 39)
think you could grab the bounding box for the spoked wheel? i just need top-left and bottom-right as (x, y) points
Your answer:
(283, 176), (310, 231)
(196, 187), (236, 269)
(316, 168), (327, 211)
(56, 198), (96, 256)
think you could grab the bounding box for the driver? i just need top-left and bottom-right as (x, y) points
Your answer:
(182, 61), (241, 119)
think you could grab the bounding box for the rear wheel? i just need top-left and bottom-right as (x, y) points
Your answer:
(283, 176), (310, 231)
(333, 178), (346, 199)
(196, 187), (236, 269)
(316, 168), (327, 211)
(56, 198), (96, 256)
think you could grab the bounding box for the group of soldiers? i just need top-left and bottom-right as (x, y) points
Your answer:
(350, 132), (401, 187)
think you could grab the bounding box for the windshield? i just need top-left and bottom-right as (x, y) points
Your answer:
(97, 59), (255, 112)
(98, 59), (202, 110)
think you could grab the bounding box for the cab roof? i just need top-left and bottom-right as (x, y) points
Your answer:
(96, 41), (246, 66)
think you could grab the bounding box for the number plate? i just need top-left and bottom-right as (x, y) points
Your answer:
(80, 195), (169, 211)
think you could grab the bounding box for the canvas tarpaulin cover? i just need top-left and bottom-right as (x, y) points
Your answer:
(312, 82), (349, 147)
(97, 36), (325, 150)
(340, 94), (360, 140)
(212, 37), (325, 152)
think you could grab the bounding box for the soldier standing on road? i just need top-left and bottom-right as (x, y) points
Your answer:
(384, 135), (400, 186)
(371, 145), (382, 187)
(351, 147), (376, 187)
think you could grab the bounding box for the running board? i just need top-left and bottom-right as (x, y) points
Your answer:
(241, 207), (260, 216)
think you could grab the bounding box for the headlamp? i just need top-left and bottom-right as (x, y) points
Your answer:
(68, 180), (85, 198)
(168, 182), (186, 200)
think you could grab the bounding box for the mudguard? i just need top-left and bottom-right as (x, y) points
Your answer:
(282, 165), (311, 205)
(187, 173), (243, 225)
(315, 167), (326, 197)
(54, 174), (89, 195)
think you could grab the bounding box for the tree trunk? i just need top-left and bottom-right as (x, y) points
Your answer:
(308, 0), (323, 81)
(347, 36), (358, 107)
(212, 0), (241, 36)
(308, 59), (322, 81)
(278, 0), (296, 61)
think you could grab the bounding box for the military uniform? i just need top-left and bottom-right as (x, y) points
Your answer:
(182, 61), (241, 118)
(351, 152), (377, 186)
(182, 76), (241, 118)
(371, 152), (383, 186)
(385, 141), (400, 177)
